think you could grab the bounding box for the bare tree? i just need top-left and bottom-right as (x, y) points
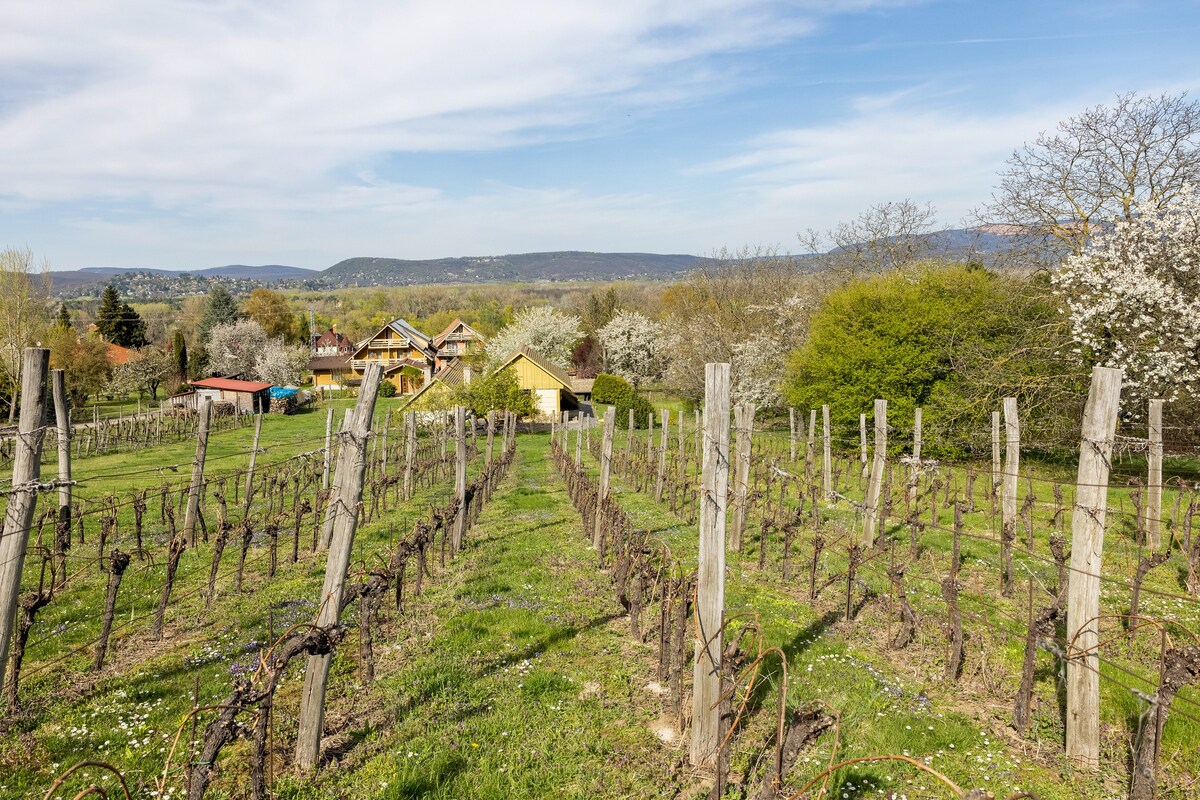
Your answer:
(987, 91), (1200, 256)
(799, 199), (941, 277)
(0, 248), (52, 422)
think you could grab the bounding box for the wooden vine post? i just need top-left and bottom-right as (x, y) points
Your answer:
(691, 362), (731, 768)
(862, 399), (887, 546)
(1065, 366), (1122, 770)
(991, 410), (1001, 498)
(821, 404), (831, 497)
(244, 411), (263, 512)
(1001, 397), (1020, 595)
(1147, 398), (1163, 548)
(51, 369), (72, 585)
(322, 407), (334, 491)
(452, 406), (467, 552)
(730, 403), (754, 551)
(859, 413), (869, 477)
(404, 410), (416, 499)
(486, 409), (496, 466)
(0, 348), (49, 694)
(294, 363), (383, 771)
(654, 408), (669, 503)
(183, 398), (212, 547)
(912, 407), (922, 461)
(592, 407), (616, 550)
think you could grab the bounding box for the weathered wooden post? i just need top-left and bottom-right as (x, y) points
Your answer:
(821, 404), (831, 497)
(1002, 397), (1020, 596)
(0, 348), (49, 694)
(486, 409), (496, 466)
(691, 362), (731, 768)
(862, 400), (887, 546)
(294, 363), (383, 771)
(677, 408), (685, 479)
(806, 408), (817, 464)
(52, 370), (72, 585)
(574, 412), (581, 467)
(859, 413), (869, 478)
(1147, 399), (1163, 548)
(991, 410), (1001, 498)
(655, 408), (669, 503)
(404, 411), (416, 499)
(183, 399), (212, 547)
(593, 408), (616, 550)
(322, 407), (334, 491)
(1066, 366), (1122, 770)
(381, 410), (391, 475)
(912, 407), (922, 462)
(244, 412), (264, 513)
(452, 406), (467, 552)
(730, 403), (754, 551)
(789, 408), (796, 462)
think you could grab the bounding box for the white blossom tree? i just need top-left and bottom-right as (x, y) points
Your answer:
(106, 348), (175, 400)
(255, 338), (310, 386)
(207, 319), (269, 378)
(598, 311), (663, 387)
(486, 306), (582, 369)
(1054, 187), (1200, 405)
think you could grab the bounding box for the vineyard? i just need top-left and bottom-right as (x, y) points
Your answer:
(0, 354), (1198, 800)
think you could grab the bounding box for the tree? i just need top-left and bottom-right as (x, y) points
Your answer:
(56, 304), (71, 330)
(254, 339), (310, 385)
(597, 310), (664, 387)
(800, 200), (942, 276)
(0, 247), (53, 421)
(95, 285), (148, 347)
(485, 306), (582, 369)
(457, 368), (535, 419)
(197, 285), (241, 344)
(1054, 187), (1200, 407)
(989, 92), (1200, 256)
(69, 336), (113, 406)
(107, 348), (174, 399)
(245, 288), (296, 341)
(578, 287), (619, 336)
(207, 319), (268, 378)
(782, 262), (1085, 455)
(171, 329), (188, 382)
(570, 335), (604, 378)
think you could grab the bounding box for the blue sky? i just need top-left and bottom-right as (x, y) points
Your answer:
(2, 1), (1198, 271)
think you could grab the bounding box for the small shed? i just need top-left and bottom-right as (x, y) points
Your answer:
(186, 377), (272, 413)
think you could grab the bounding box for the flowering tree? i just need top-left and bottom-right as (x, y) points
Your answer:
(486, 306), (582, 369)
(1055, 188), (1200, 405)
(255, 339), (310, 386)
(207, 320), (268, 378)
(598, 311), (663, 387)
(106, 348), (175, 399)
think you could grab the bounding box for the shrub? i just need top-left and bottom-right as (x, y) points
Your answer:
(613, 390), (655, 430)
(592, 373), (632, 405)
(378, 380), (397, 398)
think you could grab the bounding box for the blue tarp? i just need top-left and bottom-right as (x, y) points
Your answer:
(269, 387), (299, 399)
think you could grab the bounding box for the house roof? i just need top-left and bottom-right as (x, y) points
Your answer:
(381, 358), (429, 374)
(307, 354), (350, 371)
(314, 329), (353, 351)
(191, 377), (273, 393)
(571, 378), (594, 395)
(352, 317), (436, 360)
(433, 358), (467, 387)
(495, 346), (574, 392)
(432, 318), (486, 347)
(106, 342), (134, 365)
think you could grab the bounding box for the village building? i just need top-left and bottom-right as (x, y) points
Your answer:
(168, 376), (272, 413)
(312, 326), (354, 356)
(493, 347), (579, 421)
(431, 319), (487, 369)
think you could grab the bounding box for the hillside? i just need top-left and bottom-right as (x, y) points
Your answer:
(321, 251), (702, 285)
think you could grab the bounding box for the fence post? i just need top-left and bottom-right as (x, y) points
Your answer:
(913, 407), (922, 462)
(322, 407), (334, 491)
(0, 348), (49, 694)
(789, 407), (796, 462)
(806, 408), (816, 464)
(593, 407), (616, 550)
(1147, 399), (1163, 548)
(244, 412), (263, 513)
(655, 408), (669, 503)
(1002, 397), (1020, 595)
(862, 399), (887, 546)
(294, 363), (382, 771)
(486, 409), (496, 466)
(52, 370), (72, 587)
(821, 404), (831, 498)
(404, 411), (416, 498)
(1065, 366), (1122, 770)
(183, 399), (212, 547)
(691, 362), (731, 768)
(452, 406), (467, 552)
(991, 410), (1001, 498)
(730, 403), (754, 551)
(859, 412), (869, 477)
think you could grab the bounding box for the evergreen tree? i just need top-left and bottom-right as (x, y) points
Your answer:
(118, 303), (148, 348)
(56, 303), (71, 330)
(171, 329), (188, 381)
(95, 285), (148, 347)
(197, 285), (241, 344)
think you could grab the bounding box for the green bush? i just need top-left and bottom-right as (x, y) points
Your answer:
(592, 373), (631, 405)
(378, 380), (397, 398)
(613, 390), (655, 430)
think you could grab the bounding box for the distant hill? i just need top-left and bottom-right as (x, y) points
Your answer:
(321, 252), (701, 285)
(77, 264), (314, 280)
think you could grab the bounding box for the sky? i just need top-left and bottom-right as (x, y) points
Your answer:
(2, 0), (1199, 271)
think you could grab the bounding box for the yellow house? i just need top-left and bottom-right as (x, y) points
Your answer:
(307, 354), (352, 394)
(347, 318), (437, 394)
(494, 347), (579, 421)
(401, 359), (468, 413)
(432, 319), (487, 370)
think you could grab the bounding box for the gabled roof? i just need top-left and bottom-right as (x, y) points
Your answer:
(106, 342), (134, 365)
(381, 358), (429, 374)
(401, 362), (459, 409)
(432, 358), (467, 387)
(192, 377), (273, 392)
(307, 354), (351, 371)
(314, 329), (354, 351)
(494, 346), (574, 392)
(433, 318), (486, 347)
(352, 318), (436, 360)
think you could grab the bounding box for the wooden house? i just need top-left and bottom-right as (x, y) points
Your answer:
(346, 318), (437, 394)
(432, 319), (487, 369)
(494, 347), (579, 421)
(401, 359), (469, 414)
(306, 354), (352, 394)
(169, 377), (272, 413)
(312, 326), (354, 356)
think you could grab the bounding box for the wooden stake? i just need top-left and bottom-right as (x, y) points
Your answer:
(862, 400), (887, 546)
(913, 407), (922, 461)
(1065, 366), (1122, 770)
(1147, 399), (1163, 548)
(593, 408), (616, 550)
(322, 407), (334, 491)
(244, 412), (263, 513)
(0, 348), (49, 693)
(691, 362), (730, 768)
(991, 410), (1001, 498)
(52, 370), (72, 583)
(294, 363), (383, 771)
(730, 403), (754, 551)
(183, 399), (212, 547)
(859, 412), (869, 477)
(1002, 397), (1020, 595)
(821, 404), (831, 498)
(452, 406), (466, 552)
